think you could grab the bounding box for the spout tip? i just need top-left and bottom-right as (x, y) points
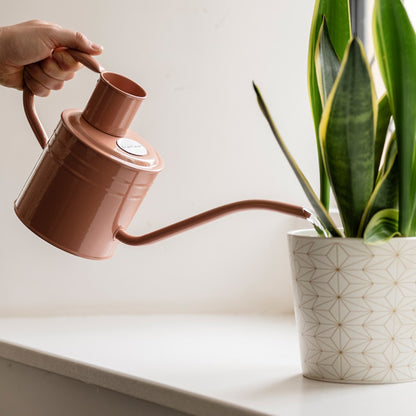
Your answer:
(303, 208), (313, 219)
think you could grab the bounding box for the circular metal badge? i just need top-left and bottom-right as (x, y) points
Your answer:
(116, 138), (148, 156)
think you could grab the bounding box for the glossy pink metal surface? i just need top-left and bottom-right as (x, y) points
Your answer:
(15, 112), (162, 259)
(16, 51), (163, 259)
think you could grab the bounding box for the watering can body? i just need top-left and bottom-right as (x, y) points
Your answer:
(15, 53), (163, 259)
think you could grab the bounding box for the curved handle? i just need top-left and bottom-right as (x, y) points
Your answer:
(23, 85), (48, 148)
(23, 49), (104, 149)
(115, 199), (312, 246)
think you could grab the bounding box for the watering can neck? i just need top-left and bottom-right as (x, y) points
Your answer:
(82, 71), (147, 137)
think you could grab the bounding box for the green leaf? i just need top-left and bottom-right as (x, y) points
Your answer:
(308, 0), (351, 209)
(358, 133), (398, 235)
(253, 82), (341, 237)
(363, 208), (400, 245)
(374, 94), (391, 181)
(373, 0), (416, 236)
(319, 38), (377, 237)
(379, 132), (398, 180)
(315, 17), (341, 107)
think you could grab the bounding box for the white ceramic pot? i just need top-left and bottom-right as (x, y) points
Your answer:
(288, 229), (416, 384)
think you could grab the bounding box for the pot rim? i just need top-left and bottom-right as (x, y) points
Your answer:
(287, 228), (416, 241)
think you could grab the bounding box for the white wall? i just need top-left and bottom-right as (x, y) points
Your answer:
(0, 0), (316, 316)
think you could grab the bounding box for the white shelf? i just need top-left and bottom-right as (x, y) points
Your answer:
(0, 314), (414, 415)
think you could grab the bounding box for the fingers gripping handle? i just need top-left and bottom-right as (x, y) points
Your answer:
(66, 49), (104, 73)
(23, 49), (103, 149)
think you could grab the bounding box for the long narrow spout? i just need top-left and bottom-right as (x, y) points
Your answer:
(115, 199), (311, 246)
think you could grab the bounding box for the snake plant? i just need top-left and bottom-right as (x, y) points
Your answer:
(254, 0), (416, 243)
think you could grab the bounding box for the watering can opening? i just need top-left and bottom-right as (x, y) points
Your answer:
(101, 72), (147, 98)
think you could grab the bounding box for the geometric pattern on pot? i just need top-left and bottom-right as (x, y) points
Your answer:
(288, 230), (416, 384)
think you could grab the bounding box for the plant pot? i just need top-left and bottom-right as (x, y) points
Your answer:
(288, 229), (416, 384)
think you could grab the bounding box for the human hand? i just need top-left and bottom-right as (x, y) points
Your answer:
(0, 20), (103, 96)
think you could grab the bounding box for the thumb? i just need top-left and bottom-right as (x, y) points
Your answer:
(49, 27), (103, 55)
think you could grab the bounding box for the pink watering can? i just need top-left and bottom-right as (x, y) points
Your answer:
(15, 51), (311, 260)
